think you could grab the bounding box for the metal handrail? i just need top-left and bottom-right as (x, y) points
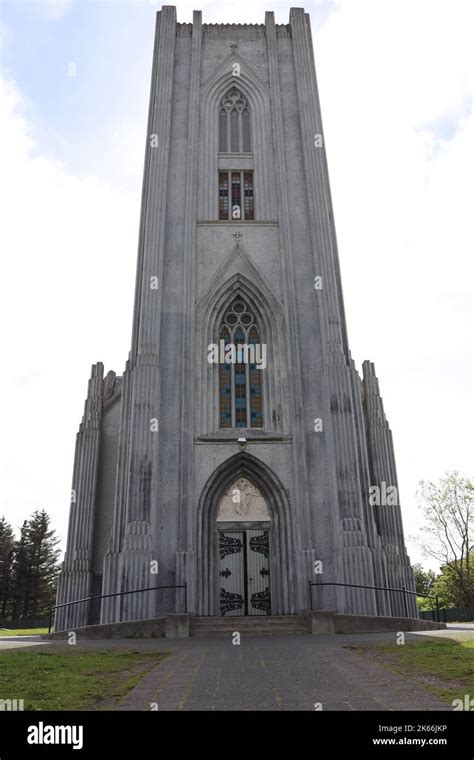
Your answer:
(49, 583), (187, 633)
(308, 580), (441, 621)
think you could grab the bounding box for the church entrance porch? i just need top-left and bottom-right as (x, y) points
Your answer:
(216, 476), (272, 616)
(219, 529), (271, 616)
(197, 454), (296, 617)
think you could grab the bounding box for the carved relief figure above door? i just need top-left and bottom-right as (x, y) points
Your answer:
(217, 477), (271, 522)
(217, 478), (271, 616)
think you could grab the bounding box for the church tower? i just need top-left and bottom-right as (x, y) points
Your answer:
(55, 6), (416, 630)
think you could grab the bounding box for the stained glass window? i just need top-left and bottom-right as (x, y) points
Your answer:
(231, 172), (241, 220)
(248, 326), (262, 427)
(217, 88), (254, 220)
(219, 172), (229, 221)
(244, 172), (254, 221)
(219, 326), (232, 427)
(218, 172), (254, 221)
(218, 299), (264, 429)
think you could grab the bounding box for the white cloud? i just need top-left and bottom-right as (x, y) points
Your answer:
(0, 73), (139, 545)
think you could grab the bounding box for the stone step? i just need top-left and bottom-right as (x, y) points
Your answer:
(190, 615), (310, 629)
(191, 627), (309, 637)
(190, 614), (311, 636)
(192, 613), (309, 623)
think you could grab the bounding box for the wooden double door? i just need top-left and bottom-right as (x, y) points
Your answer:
(218, 529), (271, 616)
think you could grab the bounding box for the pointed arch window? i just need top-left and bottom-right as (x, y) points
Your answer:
(218, 298), (263, 429)
(219, 87), (251, 153)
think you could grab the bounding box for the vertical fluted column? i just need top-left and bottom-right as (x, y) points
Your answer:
(266, 11), (310, 611)
(112, 7), (176, 621)
(130, 8), (175, 363)
(362, 361), (417, 616)
(288, 9), (383, 614)
(55, 363), (103, 630)
(328, 358), (379, 615)
(101, 361), (132, 623)
(179, 12), (202, 614)
(289, 8), (347, 357)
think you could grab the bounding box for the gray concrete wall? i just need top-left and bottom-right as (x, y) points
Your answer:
(92, 398), (121, 575)
(311, 612), (446, 635)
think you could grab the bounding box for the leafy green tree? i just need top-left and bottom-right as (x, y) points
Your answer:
(412, 563), (438, 611)
(417, 472), (473, 608)
(412, 563), (437, 596)
(432, 556), (474, 608)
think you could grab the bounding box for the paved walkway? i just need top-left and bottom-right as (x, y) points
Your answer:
(116, 631), (450, 711)
(2, 626), (471, 711)
(0, 635), (48, 651)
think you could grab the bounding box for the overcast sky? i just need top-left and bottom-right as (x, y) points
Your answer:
(0, 0), (472, 572)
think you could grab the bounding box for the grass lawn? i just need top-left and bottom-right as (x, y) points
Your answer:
(0, 628), (48, 636)
(350, 637), (474, 705)
(0, 647), (169, 710)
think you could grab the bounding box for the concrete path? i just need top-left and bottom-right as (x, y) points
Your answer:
(0, 635), (51, 651)
(116, 631), (450, 712)
(2, 625), (471, 710)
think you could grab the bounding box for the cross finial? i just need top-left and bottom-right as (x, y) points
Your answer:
(233, 231), (242, 239)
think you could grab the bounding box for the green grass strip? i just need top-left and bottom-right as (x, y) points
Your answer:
(0, 647), (168, 710)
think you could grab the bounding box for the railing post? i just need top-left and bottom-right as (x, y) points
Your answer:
(435, 595), (440, 623)
(402, 586), (408, 618)
(48, 605), (53, 635)
(184, 583), (187, 614)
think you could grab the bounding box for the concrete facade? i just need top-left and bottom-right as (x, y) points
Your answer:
(55, 6), (417, 631)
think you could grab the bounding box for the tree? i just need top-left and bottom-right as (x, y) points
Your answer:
(27, 510), (61, 619)
(11, 520), (33, 622)
(412, 563), (437, 596)
(432, 556), (474, 608)
(417, 472), (473, 607)
(0, 517), (15, 618)
(11, 511), (61, 622)
(412, 563), (437, 611)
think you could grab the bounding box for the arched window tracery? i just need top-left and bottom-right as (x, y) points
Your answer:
(218, 87), (251, 153)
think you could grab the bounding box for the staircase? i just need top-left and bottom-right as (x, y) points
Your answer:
(190, 614), (311, 637)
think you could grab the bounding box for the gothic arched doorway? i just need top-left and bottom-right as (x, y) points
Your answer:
(217, 478), (271, 616)
(197, 452), (296, 617)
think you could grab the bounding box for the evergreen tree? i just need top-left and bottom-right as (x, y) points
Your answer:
(11, 521), (32, 622)
(27, 510), (61, 618)
(11, 511), (61, 621)
(0, 517), (15, 618)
